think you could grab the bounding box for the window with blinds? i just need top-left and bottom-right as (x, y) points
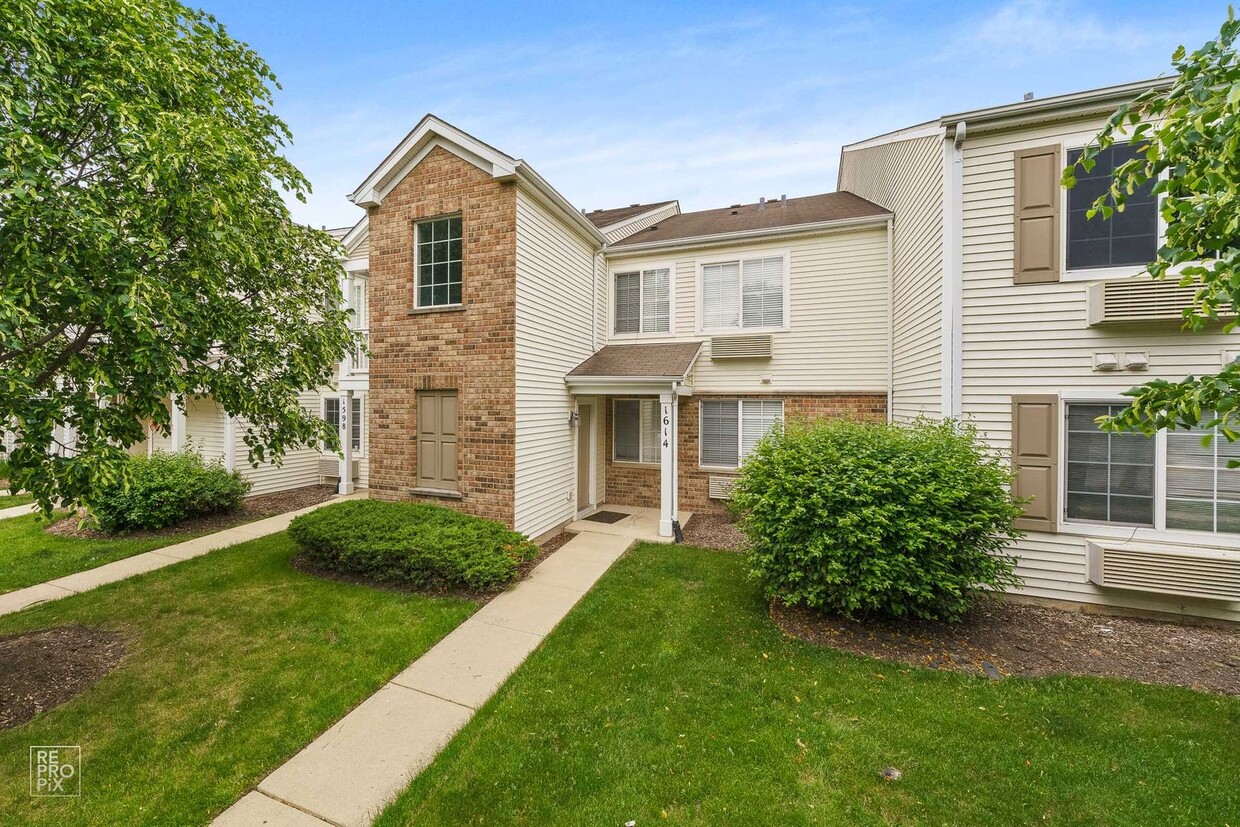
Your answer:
(1166, 415), (1240, 533)
(700, 399), (783, 468)
(701, 256), (785, 331)
(322, 396), (363, 453)
(613, 399), (661, 464)
(614, 268), (671, 334)
(1064, 403), (1154, 526)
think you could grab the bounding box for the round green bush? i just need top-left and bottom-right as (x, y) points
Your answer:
(731, 418), (1023, 622)
(92, 448), (251, 532)
(288, 499), (539, 592)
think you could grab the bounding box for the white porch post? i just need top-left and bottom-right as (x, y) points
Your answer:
(170, 395), (186, 451)
(338, 389), (354, 495)
(341, 274), (355, 376)
(658, 391), (678, 538)
(223, 413), (236, 471)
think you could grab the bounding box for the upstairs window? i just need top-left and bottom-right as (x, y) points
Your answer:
(614, 268), (671, 334)
(1066, 146), (1158, 271)
(415, 216), (463, 307)
(701, 256), (785, 331)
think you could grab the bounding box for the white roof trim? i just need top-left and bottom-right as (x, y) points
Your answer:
(340, 215), (368, 256)
(941, 77), (1173, 137)
(597, 202), (681, 234)
(605, 213), (891, 256)
(841, 121), (943, 153)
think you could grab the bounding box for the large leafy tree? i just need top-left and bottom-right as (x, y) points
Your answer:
(0, 0), (355, 513)
(1064, 11), (1240, 438)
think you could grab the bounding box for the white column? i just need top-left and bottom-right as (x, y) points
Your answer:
(341, 274), (355, 376)
(659, 391), (676, 538)
(223, 413), (236, 471)
(338, 389), (354, 495)
(170, 396), (186, 451)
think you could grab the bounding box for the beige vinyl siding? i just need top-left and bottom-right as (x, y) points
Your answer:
(347, 233), (369, 264)
(514, 187), (601, 538)
(959, 115), (1240, 622)
(605, 228), (889, 393)
(840, 134), (944, 420)
(233, 388), (325, 496)
(602, 203), (680, 244)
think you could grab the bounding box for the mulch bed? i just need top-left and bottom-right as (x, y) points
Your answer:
(681, 514), (748, 551)
(290, 530), (578, 605)
(0, 626), (128, 730)
(45, 484), (338, 541)
(774, 598), (1240, 695)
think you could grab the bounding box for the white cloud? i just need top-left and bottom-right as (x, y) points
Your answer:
(952, 0), (1156, 64)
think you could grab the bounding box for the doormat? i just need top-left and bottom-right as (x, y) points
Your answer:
(582, 510), (629, 524)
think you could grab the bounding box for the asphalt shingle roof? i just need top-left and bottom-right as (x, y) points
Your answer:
(567, 342), (703, 379)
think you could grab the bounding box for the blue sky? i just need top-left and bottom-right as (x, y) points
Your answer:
(199, 0), (1225, 230)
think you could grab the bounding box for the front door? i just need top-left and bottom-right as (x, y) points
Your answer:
(577, 402), (594, 511)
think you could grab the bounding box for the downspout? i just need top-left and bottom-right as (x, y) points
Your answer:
(941, 121), (966, 419)
(886, 215), (894, 423)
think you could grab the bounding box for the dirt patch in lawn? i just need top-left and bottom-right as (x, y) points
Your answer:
(774, 598), (1240, 696)
(0, 626), (127, 729)
(290, 530), (577, 604)
(681, 514), (748, 551)
(45, 485), (338, 541)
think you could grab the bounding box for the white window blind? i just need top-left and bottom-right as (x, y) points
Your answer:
(1166, 415), (1240, 533)
(642, 268), (671, 333)
(742, 257), (784, 328)
(741, 400), (783, 458)
(614, 272), (640, 334)
(323, 397), (363, 452)
(614, 399), (660, 463)
(702, 262), (740, 329)
(701, 399), (783, 467)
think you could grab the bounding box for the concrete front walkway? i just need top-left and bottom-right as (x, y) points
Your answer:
(0, 501), (37, 521)
(214, 510), (683, 827)
(0, 495), (362, 618)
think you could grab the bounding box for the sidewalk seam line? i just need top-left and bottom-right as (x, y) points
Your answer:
(253, 789), (342, 826)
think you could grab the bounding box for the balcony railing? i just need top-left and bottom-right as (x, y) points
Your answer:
(350, 328), (369, 374)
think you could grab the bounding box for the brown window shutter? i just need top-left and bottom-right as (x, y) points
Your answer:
(416, 390), (459, 491)
(1011, 394), (1058, 531)
(1013, 145), (1061, 284)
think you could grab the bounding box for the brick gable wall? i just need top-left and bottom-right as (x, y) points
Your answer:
(366, 146), (518, 525)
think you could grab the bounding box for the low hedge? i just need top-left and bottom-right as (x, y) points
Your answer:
(731, 418), (1023, 622)
(288, 499), (539, 592)
(92, 448), (251, 532)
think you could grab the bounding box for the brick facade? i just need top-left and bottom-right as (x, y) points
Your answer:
(602, 392), (888, 516)
(367, 146), (518, 525)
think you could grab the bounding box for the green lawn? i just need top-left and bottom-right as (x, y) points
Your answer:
(379, 544), (1240, 827)
(0, 514), (193, 594)
(0, 492), (34, 508)
(0, 532), (477, 826)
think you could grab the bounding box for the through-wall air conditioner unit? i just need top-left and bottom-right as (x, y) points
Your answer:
(318, 457), (360, 481)
(710, 334), (773, 360)
(1086, 279), (1208, 325)
(708, 476), (738, 500)
(1085, 540), (1240, 602)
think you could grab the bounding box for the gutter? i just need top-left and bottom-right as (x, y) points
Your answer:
(606, 213), (892, 256)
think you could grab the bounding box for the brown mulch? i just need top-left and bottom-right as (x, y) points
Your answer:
(681, 514), (748, 551)
(774, 598), (1240, 695)
(0, 626), (128, 730)
(45, 484), (339, 541)
(290, 530), (578, 605)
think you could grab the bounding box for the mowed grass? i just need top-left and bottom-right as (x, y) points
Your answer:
(379, 544), (1240, 827)
(0, 532), (478, 826)
(0, 514), (189, 594)
(0, 492), (35, 508)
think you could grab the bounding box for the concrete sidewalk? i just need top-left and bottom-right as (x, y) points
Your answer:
(0, 495), (361, 618)
(0, 501), (37, 521)
(213, 528), (640, 827)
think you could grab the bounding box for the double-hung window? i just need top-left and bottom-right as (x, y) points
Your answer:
(700, 256), (785, 331)
(700, 399), (783, 468)
(1065, 145), (1158, 273)
(1065, 402), (1240, 534)
(614, 268), (671, 334)
(323, 396), (363, 453)
(415, 215), (463, 308)
(613, 399), (660, 464)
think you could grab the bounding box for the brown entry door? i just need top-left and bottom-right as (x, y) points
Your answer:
(417, 390), (458, 491)
(577, 404), (593, 511)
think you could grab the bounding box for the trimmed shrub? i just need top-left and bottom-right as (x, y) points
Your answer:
(731, 418), (1023, 622)
(288, 499), (539, 592)
(92, 449), (251, 532)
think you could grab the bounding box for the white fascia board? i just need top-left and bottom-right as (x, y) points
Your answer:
(342, 257), (369, 273)
(513, 163), (606, 245)
(604, 213), (891, 256)
(598, 202), (681, 235)
(564, 377), (691, 396)
(840, 121), (944, 153)
(341, 215), (368, 255)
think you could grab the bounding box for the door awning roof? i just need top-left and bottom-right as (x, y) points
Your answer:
(565, 342), (702, 394)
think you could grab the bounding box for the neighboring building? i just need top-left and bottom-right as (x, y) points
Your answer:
(841, 78), (1240, 624)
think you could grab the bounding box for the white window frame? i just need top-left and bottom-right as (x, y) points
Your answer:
(698, 398), (784, 470)
(322, 396), (365, 457)
(1057, 393), (1240, 549)
(413, 213), (464, 309)
(611, 398), (661, 466)
(1059, 137), (1167, 283)
(695, 250), (791, 334)
(610, 263), (676, 338)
